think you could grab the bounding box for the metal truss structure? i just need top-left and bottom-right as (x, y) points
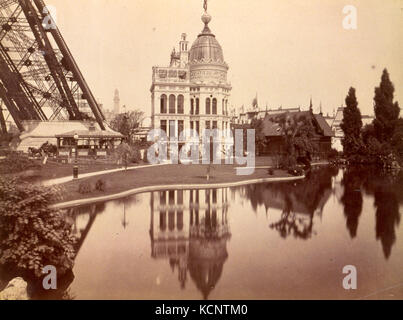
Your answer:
(0, 0), (105, 131)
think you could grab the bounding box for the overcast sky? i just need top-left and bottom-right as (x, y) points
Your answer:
(49, 0), (403, 117)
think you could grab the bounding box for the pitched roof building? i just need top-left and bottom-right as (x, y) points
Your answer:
(257, 110), (334, 158)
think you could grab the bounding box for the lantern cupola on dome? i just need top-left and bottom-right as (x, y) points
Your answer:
(189, 10), (226, 65)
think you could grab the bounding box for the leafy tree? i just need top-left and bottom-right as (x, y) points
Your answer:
(110, 110), (144, 141)
(0, 178), (77, 278)
(79, 112), (96, 122)
(340, 87), (363, 157)
(272, 113), (317, 169)
(0, 132), (14, 147)
(361, 123), (386, 163)
(250, 118), (266, 155)
(68, 111), (95, 122)
(373, 69), (400, 144)
(113, 141), (141, 165)
(357, 69), (402, 166)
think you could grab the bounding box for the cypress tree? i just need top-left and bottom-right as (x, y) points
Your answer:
(373, 69), (400, 143)
(340, 87), (363, 156)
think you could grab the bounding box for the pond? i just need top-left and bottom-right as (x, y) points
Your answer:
(57, 166), (403, 300)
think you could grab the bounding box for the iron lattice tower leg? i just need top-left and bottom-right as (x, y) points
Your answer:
(0, 0), (106, 130)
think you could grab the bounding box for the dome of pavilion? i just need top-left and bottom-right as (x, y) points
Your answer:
(188, 238), (229, 300)
(189, 12), (225, 64)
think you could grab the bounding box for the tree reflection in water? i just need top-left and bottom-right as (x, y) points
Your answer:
(341, 168), (365, 238)
(341, 167), (402, 258)
(363, 170), (403, 259)
(242, 166), (338, 239)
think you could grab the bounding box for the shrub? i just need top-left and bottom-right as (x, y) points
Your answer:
(78, 181), (92, 194)
(95, 179), (106, 192)
(113, 142), (142, 164)
(0, 133), (14, 147)
(0, 178), (76, 278)
(129, 147), (141, 164)
(279, 154), (297, 170)
(0, 151), (39, 174)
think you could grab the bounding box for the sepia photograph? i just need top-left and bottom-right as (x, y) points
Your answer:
(0, 0), (403, 305)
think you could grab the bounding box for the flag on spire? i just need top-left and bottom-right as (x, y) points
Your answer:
(252, 93), (258, 110)
(309, 97), (313, 112)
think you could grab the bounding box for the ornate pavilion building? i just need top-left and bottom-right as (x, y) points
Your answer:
(150, 9), (232, 148)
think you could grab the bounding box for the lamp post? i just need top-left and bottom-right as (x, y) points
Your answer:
(73, 133), (79, 179)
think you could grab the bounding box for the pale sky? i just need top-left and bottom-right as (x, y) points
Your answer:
(49, 0), (403, 117)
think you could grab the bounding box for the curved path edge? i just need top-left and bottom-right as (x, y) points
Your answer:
(52, 175), (306, 210)
(42, 163), (169, 186)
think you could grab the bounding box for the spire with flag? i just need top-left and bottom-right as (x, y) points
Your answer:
(252, 93), (258, 110)
(309, 96), (313, 112)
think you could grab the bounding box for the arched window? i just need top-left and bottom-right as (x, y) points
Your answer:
(169, 94), (176, 114)
(196, 98), (200, 115)
(177, 95), (184, 114)
(222, 99), (225, 115)
(160, 94), (167, 114)
(190, 98), (194, 115)
(212, 98), (217, 115)
(206, 98), (211, 115)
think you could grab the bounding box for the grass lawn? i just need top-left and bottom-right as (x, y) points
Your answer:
(3, 155), (295, 204)
(54, 163), (291, 204)
(10, 156), (278, 182)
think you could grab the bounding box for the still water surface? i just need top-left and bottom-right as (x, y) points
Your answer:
(63, 167), (403, 300)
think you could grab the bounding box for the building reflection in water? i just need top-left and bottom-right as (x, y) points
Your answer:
(150, 188), (231, 299)
(66, 202), (106, 258)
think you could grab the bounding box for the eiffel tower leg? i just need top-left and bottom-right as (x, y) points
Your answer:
(32, 0), (106, 129)
(0, 83), (24, 132)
